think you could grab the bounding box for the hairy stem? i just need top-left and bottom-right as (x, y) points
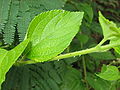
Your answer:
(16, 42), (120, 65)
(51, 42), (119, 61)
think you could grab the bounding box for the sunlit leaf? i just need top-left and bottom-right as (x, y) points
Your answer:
(99, 11), (120, 40)
(25, 10), (84, 62)
(99, 11), (120, 54)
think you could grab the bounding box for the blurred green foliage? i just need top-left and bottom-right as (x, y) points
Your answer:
(0, 0), (120, 90)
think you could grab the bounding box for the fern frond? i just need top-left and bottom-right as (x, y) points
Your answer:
(17, 0), (31, 42)
(2, 62), (65, 90)
(3, 0), (19, 44)
(1, 0), (67, 44)
(27, 0), (67, 18)
(27, 0), (47, 18)
(0, 0), (11, 33)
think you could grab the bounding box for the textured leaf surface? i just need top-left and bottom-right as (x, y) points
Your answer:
(26, 10), (84, 62)
(0, 0), (67, 44)
(96, 65), (120, 81)
(0, 39), (29, 88)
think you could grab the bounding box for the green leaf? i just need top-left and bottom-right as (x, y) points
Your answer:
(25, 10), (84, 62)
(61, 67), (85, 90)
(99, 11), (120, 54)
(0, 39), (29, 88)
(77, 33), (89, 44)
(3, 0), (19, 44)
(96, 65), (120, 81)
(40, 0), (67, 10)
(1, 61), (67, 90)
(90, 22), (103, 35)
(89, 51), (115, 60)
(17, 0), (31, 42)
(0, 0), (11, 33)
(99, 11), (120, 40)
(87, 73), (116, 90)
(110, 38), (120, 54)
(77, 3), (93, 23)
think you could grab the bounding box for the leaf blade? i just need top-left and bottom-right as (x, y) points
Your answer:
(0, 39), (29, 88)
(99, 11), (120, 54)
(96, 65), (120, 81)
(26, 10), (84, 62)
(99, 11), (120, 40)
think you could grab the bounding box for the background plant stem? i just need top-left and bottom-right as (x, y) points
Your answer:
(81, 43), (89, 90)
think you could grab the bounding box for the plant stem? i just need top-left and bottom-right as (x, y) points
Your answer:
(51, 42), (119, 61)
(97, 38), (107, 46)
(16, 42), (120, 65)
(81, 44), (89, 90)
(109, 59), (120, 65)
(15, 60), (37, 66)
(51, 47), (97, 61)
(82, 55), (89, 90)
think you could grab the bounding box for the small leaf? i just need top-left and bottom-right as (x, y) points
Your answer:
(99, 11), (120, 40)
(0, 39), (29, 88)
(96, 65), (120, 81)
(99, 11), (120, 54)
(25, 10), (84, 62)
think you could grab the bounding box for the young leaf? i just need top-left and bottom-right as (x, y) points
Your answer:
(99, 11), (120, 54)
(25, 10), (84, 62)
(96, 65), (120, 81)
(99, 11), (120, 40)
(0, 39), (29, 88)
